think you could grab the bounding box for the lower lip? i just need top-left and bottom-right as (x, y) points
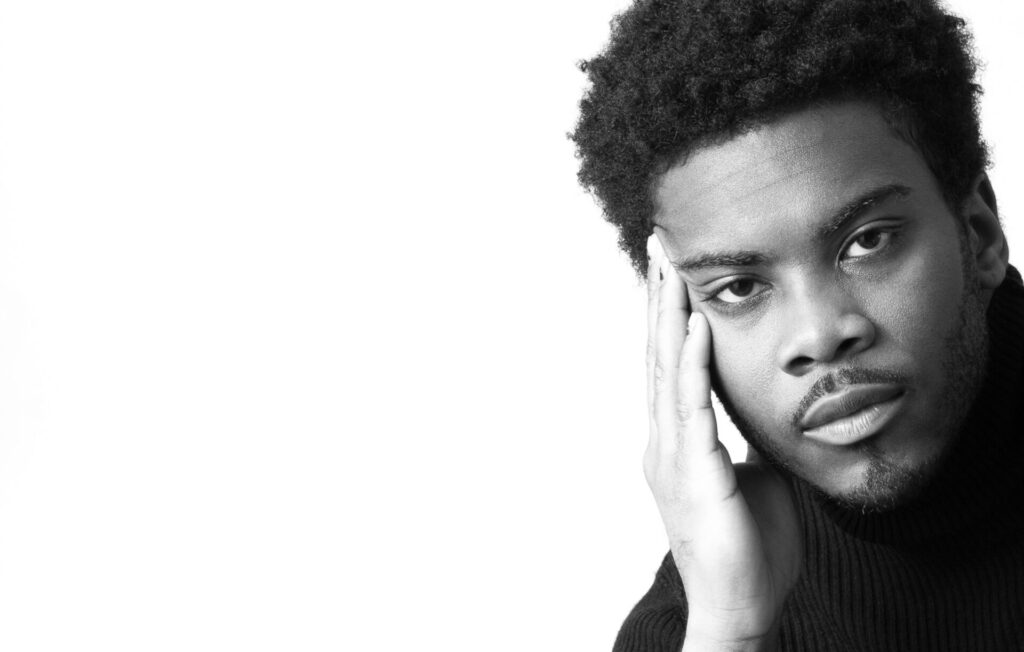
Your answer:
(802, 394), (905, 446)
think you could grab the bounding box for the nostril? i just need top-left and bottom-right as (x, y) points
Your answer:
(789, 355), (814, 372)
(836, 337), (861, 356)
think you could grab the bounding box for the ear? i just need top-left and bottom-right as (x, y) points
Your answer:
(963, 173), (1009, 290)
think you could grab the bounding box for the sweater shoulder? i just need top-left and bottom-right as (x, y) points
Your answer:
(612, 552), (688, 652)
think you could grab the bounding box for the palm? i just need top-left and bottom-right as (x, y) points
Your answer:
(660, 453), (802, 639)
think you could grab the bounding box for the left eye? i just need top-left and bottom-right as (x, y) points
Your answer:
(715, 278), (766, 304)
(844, 229), (892, 259)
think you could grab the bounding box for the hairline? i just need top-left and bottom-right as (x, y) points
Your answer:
(646, 93), (977, 233)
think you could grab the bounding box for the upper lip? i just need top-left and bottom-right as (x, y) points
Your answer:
(799, 383), (905, 431)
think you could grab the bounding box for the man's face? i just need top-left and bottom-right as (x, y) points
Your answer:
(653, 102), (994, 510)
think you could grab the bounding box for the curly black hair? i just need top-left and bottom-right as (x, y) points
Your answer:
(571, 0), (987, 278)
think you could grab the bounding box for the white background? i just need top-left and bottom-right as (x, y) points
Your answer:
(0, 1), (1019, 650)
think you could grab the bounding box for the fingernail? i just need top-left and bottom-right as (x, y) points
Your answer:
(687, 312), (699, 335)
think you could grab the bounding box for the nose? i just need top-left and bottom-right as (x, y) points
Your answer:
(776, 279), (876, 376)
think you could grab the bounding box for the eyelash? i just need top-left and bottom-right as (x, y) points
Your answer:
(698, 223), (903, 313)
(840, 224), (902, 261)
(699, 279), (770, 313)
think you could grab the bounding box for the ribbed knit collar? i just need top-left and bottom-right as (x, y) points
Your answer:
(797, 267), (1024, 547)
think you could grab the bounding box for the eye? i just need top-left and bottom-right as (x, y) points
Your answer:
(713, 278), (767, 304)
(843, 228), (894, 259)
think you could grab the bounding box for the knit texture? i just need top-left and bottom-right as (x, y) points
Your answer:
(614, 268), (1024, 651)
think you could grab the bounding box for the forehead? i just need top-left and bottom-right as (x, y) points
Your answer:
(652, 102), (939, 255)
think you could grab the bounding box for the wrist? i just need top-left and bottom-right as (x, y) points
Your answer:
(683, 615), (780, 652)
(682, 633), (777, 652)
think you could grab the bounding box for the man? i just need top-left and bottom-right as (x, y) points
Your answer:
(571, 0), (1021, 650)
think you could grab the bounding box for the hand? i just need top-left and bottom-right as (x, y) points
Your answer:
(644, 234), (801, 651)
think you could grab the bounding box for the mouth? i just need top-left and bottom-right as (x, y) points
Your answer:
(800, 384), (906, 446)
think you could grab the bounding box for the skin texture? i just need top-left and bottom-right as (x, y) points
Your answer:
(652, 101), (1007, 511)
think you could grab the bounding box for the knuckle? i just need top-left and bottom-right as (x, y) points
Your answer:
(657, 297), (671, 318)
(653, 360), (670, 391)
(676, 399), (693, 424)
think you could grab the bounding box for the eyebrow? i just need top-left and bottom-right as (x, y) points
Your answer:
(671, 251), (768, 272)
(816, 183), (911, 240)
(670, 183), (913, 273)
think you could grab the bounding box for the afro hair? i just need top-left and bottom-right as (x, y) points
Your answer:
(571, 0), (987, 278)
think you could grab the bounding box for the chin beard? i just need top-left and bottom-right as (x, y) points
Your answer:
(820, 441), (941, 514)
(710, 266), (990, 515)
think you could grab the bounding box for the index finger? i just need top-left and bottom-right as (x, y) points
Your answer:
(647, 235), (691, 409)
(646, 234), (661, 415)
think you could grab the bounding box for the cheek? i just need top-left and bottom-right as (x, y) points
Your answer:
(708, 323), (780, 419)
(865, 235), (965, 356)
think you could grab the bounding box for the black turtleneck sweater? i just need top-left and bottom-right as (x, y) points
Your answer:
(613, 270), (1024, 652)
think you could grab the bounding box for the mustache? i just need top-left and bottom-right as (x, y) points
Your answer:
(791, 368), (909, 429)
